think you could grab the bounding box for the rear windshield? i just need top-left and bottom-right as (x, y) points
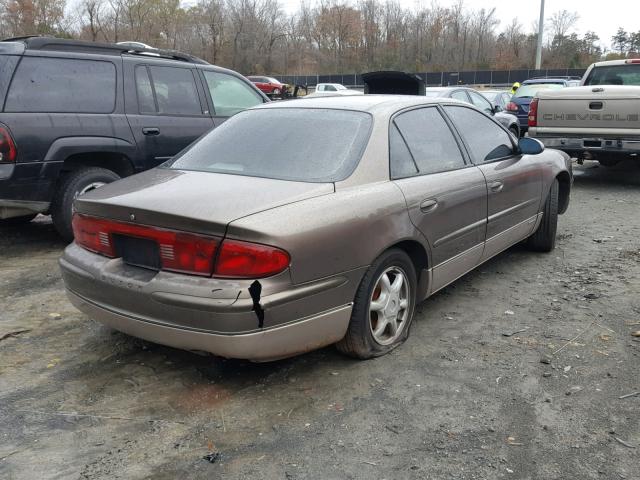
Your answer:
(166, 108), (372, 182)
(514, 83), (564, 98)
(584, 64), (640, 86)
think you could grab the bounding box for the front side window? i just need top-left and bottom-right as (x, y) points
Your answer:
(451, 90), (470, 103)
(5, 57), (116, 113)
(469, 90), (494, 114)
(444, 106), (515, 163)
(203, 71), (264, 117)
(392, 107), (465, 176)
(167, 108), (372, 183)
(145, 66), (202, 115)
(325, 85), (337, 91)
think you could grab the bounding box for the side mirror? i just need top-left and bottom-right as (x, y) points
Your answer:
(518, 137), (545, 155)
(494, 104), (503, 113)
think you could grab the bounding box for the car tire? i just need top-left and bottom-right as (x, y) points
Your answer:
(51, 167), (120, 242)
(509, 125), (520, 138)
(0, 214), (37, 226)
(336, 248), (417, 359)
(527, 178), (558, 252)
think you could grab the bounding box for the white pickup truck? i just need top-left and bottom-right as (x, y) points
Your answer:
(528, 59), (640, 166)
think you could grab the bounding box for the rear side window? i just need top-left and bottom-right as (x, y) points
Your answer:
(5, 57), (116, 113)
(392, 107), (465, 176)
(137, 66), (202, 115)
(444, 106), (514, 162)
(202, 71), (263, 117)
(389, 123), (418, 178)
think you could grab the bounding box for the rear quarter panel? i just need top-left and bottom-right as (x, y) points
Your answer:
(226, 182), (426, 285)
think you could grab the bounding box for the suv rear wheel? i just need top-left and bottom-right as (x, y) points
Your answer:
(51, 167), (120, 241)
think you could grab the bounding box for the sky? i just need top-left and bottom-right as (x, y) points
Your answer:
(279, 0), (634, 50)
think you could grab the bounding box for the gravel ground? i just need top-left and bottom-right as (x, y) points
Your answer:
(1, 160), (639, 480)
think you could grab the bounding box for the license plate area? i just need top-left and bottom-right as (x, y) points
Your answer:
(583, 140), (602, 148)
(112, 234), (161, 271)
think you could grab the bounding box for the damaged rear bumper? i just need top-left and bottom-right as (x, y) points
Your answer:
(67, 289), (352, 361)
(60, 243), (360, 360)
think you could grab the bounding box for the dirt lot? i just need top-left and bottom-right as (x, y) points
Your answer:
(1, 160), (639, 480)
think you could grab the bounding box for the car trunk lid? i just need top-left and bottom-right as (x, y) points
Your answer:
(74, 168), (334, 237)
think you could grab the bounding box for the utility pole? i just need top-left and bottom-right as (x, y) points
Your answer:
(535, 0), (545, 69)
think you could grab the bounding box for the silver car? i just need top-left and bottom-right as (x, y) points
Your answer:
(60, 96), (572, 361)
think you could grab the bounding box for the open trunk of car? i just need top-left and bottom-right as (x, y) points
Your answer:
(361, 71), (426, 95)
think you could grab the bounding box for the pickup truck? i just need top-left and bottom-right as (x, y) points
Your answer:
(528, 59), (640, 166)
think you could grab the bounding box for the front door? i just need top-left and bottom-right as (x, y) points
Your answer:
(443, 105), (543, 261)
(390, 106), (488, 294)
(124, 61), (214, 168)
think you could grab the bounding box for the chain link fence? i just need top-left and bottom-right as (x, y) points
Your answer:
(278, 68), (587, 88)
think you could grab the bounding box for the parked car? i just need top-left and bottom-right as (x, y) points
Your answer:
(424, 87), (521, 137)
(306, 83), (364, 97)
(60, 96), (572, 362)
(480, 90), (513, 111)
(528, 59), (640, 167)
(0, 37), (268, 239)
(247, 76), (289, 97)
(506, 78), (578, 134)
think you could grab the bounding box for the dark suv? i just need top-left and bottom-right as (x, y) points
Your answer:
(0, 37), (268, 239)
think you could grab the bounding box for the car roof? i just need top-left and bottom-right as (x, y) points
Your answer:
(253, 95), (464, 113)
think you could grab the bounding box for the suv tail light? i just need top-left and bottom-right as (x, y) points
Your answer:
(0, 125), (17, 163)
(506, 101), (519, 112)
(625, 59), (640, 64)
(528, 98), (539, 127)
(72, 214), (290, 278)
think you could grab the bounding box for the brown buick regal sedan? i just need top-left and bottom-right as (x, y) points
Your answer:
(60, 96), (572, 361)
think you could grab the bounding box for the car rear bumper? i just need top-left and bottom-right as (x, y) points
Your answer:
(531, 135), (640, 156)
(67, 289), (352, 361)
(60, 243), (360, 360)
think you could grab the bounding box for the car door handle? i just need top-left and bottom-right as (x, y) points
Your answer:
(420, 199), (438, 213)
(490, 181), (504, 193)
(142, 127), (160, 136)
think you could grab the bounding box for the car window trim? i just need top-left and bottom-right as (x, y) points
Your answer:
(441, 104), (520, 165)
(388, 104), (472, 180)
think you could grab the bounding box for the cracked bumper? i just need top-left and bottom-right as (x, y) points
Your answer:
(60, 243), (359, 360)
(67, 290), (352, 361)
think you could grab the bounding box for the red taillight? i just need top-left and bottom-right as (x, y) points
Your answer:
(72, 214), (290, 278)
(0, 125), (17, 163)
(506, 102), (519, 112)
(528, 98), (539, 127)
(625, 59), (640, 64)
(215, 239), (290, 278)
(72, 214), (219, 276)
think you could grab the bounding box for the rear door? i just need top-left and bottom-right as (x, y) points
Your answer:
(124, 59), (213, 168)
(390, 106), (488, 293)
(443, 105), (542, 261)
